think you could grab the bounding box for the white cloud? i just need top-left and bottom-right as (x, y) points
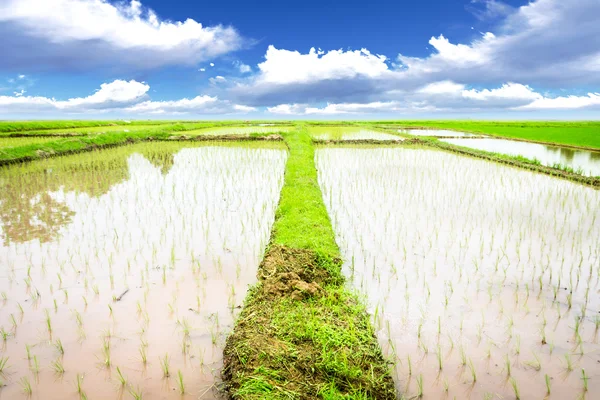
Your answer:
(418, 81), (466, 95)
(0, 0), (242, 70)
(209, 76), (227, 85)
(266, 104), (308, 115)
(256, 46), (390, 85)
(0, 79), (255, 115)
(520, 93), (600, 110)
(229, 0), (600, 110)
(462, 83), (541, 101)
(233, 104), (257, 112)
(234, 61), (252, 74)
(0, 79), (149, 112)
(305, 102), (404, 115)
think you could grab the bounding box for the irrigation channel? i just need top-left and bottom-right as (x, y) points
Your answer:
(0, 125), (598, 400)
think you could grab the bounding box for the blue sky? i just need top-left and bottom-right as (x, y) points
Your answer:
(0, 0), (599, 119)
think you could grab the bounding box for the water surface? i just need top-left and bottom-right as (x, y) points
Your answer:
(0, 142), (287, 399)
(442, 138), (600, 176)
(316, 147), (600, 399)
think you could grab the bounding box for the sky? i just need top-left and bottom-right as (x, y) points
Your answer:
(0, 0), (599, 120)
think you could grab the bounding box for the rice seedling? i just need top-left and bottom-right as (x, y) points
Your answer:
(510, 377), (520, 399)
(416, 374), (423, 398)
(565, 353), (574, 371)
(545, 374), (551, 394)
(0, 357), (9, 373)
(116, 366), (127, 386)
(129, 386), (143, 400)
(581, 368), (588, 391)
(177, 370), (185, 394)
(160, 354), (170, 377)
(51, 358), (65, 374)
(55, 338), (64, 355)
(20, 376), (32, 396)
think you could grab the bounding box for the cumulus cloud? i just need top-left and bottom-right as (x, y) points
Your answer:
(256, 46), (389, 85)
(230, 0), (600, 112)
(519, 93), (600, 110)
(0, 79), (255, 115)
(234, 61), (252, 74)
(265, 82), (600, 115)
(0, 0), (242, 71)
(0, 80), (149, 112)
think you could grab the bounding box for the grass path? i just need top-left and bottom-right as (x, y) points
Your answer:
(222, 128), (396, 399)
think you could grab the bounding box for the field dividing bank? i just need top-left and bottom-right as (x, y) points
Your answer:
(370, 121), (600, 150)
(222, 128), (396, 399)
(0, 120), (178, 133)
(0, 126), (286, 166)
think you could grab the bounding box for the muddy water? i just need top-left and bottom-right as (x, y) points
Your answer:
(400, 129), (483, 137)
(442, 138), (600, 177)
(0, 142), (287, 399)
(310, 126), (402, 141)
(316, 147), (600, 400)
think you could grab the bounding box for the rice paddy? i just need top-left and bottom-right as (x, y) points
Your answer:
(310, 126), (402, 141)
(316, 146), (600, 399)
(398, 129), (484, 138)
(0, 141), (286, 399)
(441, 138), (600, 177)
(182, 126), (294, 136)
(1, 121), (598, 400)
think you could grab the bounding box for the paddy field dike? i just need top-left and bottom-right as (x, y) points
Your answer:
(0, 120), (598, 399)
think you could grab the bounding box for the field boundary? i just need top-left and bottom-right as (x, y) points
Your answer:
(222, 128), (397, 399)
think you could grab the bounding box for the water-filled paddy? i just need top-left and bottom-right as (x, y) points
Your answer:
(0, 142), (287, 399)
(400, 129), (483, 137)
(183, 126), (293, 136)
(442, 138), (600, 176)
(316, 147), (600, 399)
(310, 126), (402, 141)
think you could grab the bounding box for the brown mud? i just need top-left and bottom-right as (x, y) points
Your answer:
(222, 244), (396, 399)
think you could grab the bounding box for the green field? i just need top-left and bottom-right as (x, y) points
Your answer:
(371, 121), (600, 149)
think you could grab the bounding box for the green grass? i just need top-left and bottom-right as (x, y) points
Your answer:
(271, 129), (340, 256)
(0, 137), (61, 148)
(370, 121), (600, 149)
(0, 120), (174, 133)
(223, 127), (395, 399)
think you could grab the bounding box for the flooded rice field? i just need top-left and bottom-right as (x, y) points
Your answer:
(442, 138), (600, 177)
(310, 126), (402, 141)
(400, 129), (484, 138)
(0, 142), (287, 399)
(183, 126), (293, 136)
(316, 147), (600, 399)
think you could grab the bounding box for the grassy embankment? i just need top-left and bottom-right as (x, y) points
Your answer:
(222, 128), (396, 399)
(371, 121), (600, 150)
(0, 120), (177, 133)
(0, 123), (284, 165)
